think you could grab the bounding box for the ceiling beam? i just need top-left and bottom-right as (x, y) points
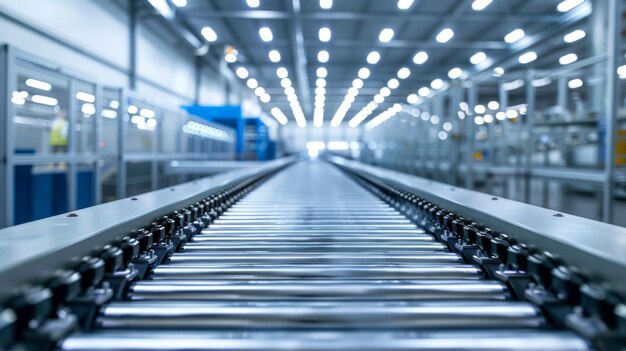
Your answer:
(181, 10), (564, 23)
(286, 0), (312, 114)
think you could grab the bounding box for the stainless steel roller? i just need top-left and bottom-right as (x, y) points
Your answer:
(61, 160), (590, 350)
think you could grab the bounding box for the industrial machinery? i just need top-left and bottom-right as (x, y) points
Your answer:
(0, 156), (624, 350)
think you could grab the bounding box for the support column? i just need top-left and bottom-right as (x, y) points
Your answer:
(524, 70), (536, 204)
(466, 83), (478, 190)
(129, 0), (138, 90)
(602, 0), (621, 223)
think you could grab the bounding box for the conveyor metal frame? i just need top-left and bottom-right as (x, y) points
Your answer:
(329, 156), (626, 298)
(0, 157), (292, 301)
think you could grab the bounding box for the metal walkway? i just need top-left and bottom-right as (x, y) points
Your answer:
(60, 161), (589, 350)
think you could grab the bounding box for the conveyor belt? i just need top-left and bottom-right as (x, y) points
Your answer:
(60, 161), (590, 350)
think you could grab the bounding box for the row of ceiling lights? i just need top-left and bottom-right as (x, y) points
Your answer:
(160, 0), (588, 128)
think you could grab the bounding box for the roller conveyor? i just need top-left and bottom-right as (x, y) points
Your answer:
(60, 161), (589, 350)
(1, 158), (625, 350)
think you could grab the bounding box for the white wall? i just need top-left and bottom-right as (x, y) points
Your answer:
(0, 0), (232, 109)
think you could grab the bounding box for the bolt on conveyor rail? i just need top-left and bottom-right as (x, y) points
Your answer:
(0, 156), (624, 350)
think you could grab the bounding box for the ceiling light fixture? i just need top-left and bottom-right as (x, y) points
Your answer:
(436, 28), (454, 43)
(320, 0), (332, 9)
(318, 50), (329, 63)
(235, 67), (249, 79)
(469, 51), (487, 65)
(564, 29), (586, 43)
(259, 27), (273, 42)
(518, 51), (537, 64)
(557, 0), (584, 12)
(367, 51), (381, 64)
(559, 53), (578, 65)
(246, 0), (260, 8)
(397, 0), (414, 10)
(277, 67), (289, 79)
(268, 50), (281, 62)
(504, 29), (525, 44)
(413, 51), (428, 64)
(317, 67), (328, 78)
(471, 0), (492, 11)
(319, 27), (332, 42)
(448, 67), (463, 79)
(201, 27), (217, 42)
(358, 67), (371, 79)
(397, 67), (411, 79)
(379, 28), (395, 43)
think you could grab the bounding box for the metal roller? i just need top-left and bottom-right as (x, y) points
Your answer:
(129, 280), (508, 301)
(60, 330), (591, 351)
(151, 265), (484, 280)
(166, 253), (462, 265)
(97, 301), (544, 329)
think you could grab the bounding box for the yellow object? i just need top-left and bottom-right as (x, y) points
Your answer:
(473, 151), (484, 161)
(617, 130), (626, 166)
(50, 118), (69, 146)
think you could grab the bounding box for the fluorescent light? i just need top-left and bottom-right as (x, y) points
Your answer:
(139, 108), (156, 118)
(358, 67), (371, 79)
(128, 105), (138, 114)
(557, 0), (584, 12)
(474, 116), (484, 125)
(25, 78), (52, 91)
(518, 51), (537, 64)
(380, 87), (391, 97)
(259, 27), (273, 42)
(564, 29), (586, 43)
(474, 104), (486, 114)
(492, 67), (505, 77)
(109, 100), (119, 109)
(469, 51), (487, 65)
(270, 107), (288, 125)
(367, 51), (381, 64)
(201, 27), (217, 42)
(317, 50), (329, 63)
(483, 114), (494, 123)
(81, 103), (96, 115)
(532, 77), (552, 87)
(397, 67), (411, 79)
(496, 112), (506, 120)
(247, 78), (259, 89)
(488, 101), (500, 110)
(246, 0), (260, 8)
(319, 27), (332, 42)
(320, 0), (332, 9)
(506, 110), (519, 119)
(379, 28), (395, 43)
(317, 67), (328, 78)
(276, 67), (288, 79)
(618, 65), (626, 79)
(327, 141), (349, 151)
(397, 0), (414, 10)
(568, 78), (583, 89)
(413, 51), (428, 64)
(436, 28), (454, 43)
(225, 52), (237, 63)
(285, 87), (295, 95)
(504, 29), (525, 43)
(281, 78), (292, 88)
(236, 67), (249, 79)
(268, 50), (281, 62)
(407, 94), (419, 104)
(254, 87), (265, 97)
(559, 53), (578, 65)
(171, 0), (187, 7)
(448, 67), (463, 79)
(503, 79), (525, 91)
(418, 87), (430, 97)
(472, 0), (492, 10)
(443, 122), (453, 131)
(260, 94), (271, 103)
(316, 78), (326, 88)
(387, 78), (400, 89)
(75, 91), (95, 103)
(374, 94), (384, 103)
(430, 79), (444, 90)
(352, 79), (364, 89)
(31, 95), (58, 106)
(147, 0), (173, 18)
(101, 109), (117, 119)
